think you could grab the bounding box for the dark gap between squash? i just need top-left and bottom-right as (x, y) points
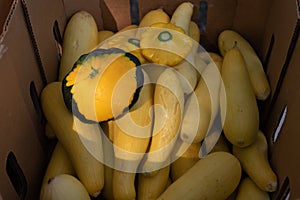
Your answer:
(198, 1), (208, 33)
(52, 20), (62, 62)
(130, 0), (140, 25)
(30, 81), (44, 124)
(263, 34), (275, 72)
(52, 20), (62, 80)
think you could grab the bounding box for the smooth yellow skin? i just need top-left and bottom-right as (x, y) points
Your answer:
(40, 142), (76, 199)
(236, 177), (270, 200)
(59, 11), (98, 81)
(188, 21), (200, 42)
(66, 55), (138, 122)
(180, 61), (222, 143)
(158, 152), (242, 200)
(41, 82), (104, 196)
(140, 23), (193, 66)
(113, 170), (136, 200)
(209, 52), (223, 63)
(142, 69), (184, 173)
(118, 24), (138, 32)
(100, 122), (114, 200)
(218, 30), (270, 100)
(138, 165), (170, 200)
(197, 51), (223, 65)
(170, 2), (194, 34)
(174, 60), (198, 95)
(112, 72), (153, 200)
(40, 174), (90, 200)
(41, 143), (75, 185)
(221, 47), (259, 147)
(102, 165), (114, 200)
(102, 28), (147, 64)
(139, 8), (170, 28)
(98, 30), (114, 44)
(233, 131), (277, 192)
(170, 141), (200, 181)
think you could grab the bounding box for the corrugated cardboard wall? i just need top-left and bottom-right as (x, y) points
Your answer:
(264, 20), (300, 199)
(0, 0), (50, 199)
(0, 0), (300, 199)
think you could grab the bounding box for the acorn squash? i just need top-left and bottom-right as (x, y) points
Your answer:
(62, 48), (143, 123)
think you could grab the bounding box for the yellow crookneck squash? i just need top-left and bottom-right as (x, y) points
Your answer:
(62, 48), (144, 123)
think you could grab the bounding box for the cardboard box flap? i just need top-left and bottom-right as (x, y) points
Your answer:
(23, 0), (106, 83)
(1, 2), (45, 109)
(0, 60), (46, 199)
(0, 0), (300, 199)
(0, 1), (51, 198)
(138, 0), (271, 53)
(263, 30), (300, 198)
(260, 0), (300, 123)
(232, 0), (273, 55)
(100, 0), (131, 31)
(99, 0), (119, 32)
(138, 0), (197, 17)
(0, 0), (16, 41)
(23, 0), (67, 83)
(200, 0), (237, 51)
(137, 0), (235, 51)
(0, 0), (12, 31)
(0, 66), (22, 198)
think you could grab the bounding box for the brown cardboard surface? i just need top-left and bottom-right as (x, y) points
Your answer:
(263, 27), (300, 199)
(0, 0), (16, 43)
(0, 67), (21, 195)
(99, 0), (118, 31)
(138, 0), (270, 53)
(137, 0), (236, 51)
(0, 0), (51, 198)
(204, 0), (275, 54)
(0, 0), (14, 33)
(137, 0), (203, 36)
(99, 0), (131, 31)
(24, 0), (105, 83)
(0, 62), (45, 199)
(200, 0), (236, 51)
(3, 1), (44, 124)
(1, 0), (300, 199)
(23, 0), (67, 83)
(138, 0), (195, 17)
(232, 0), (272, 55)
(260, 0), (299, 123)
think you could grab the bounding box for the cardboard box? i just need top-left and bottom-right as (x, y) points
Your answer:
(0, 0), (299, 199)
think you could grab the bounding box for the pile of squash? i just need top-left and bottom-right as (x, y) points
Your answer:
(39, 2), (277, 200)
